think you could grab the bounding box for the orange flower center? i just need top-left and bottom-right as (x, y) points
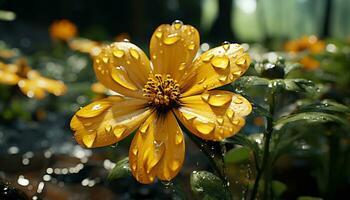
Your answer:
(143, 74), (180, 110)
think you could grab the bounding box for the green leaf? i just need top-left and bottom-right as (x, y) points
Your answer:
(275, 112), (349, 130)
(107, 157), (131, 181)
(190, 171), (230, 200)
(233, 76), (270, 88)
(253, 104), (272, 119)
(283, 79), (318, 94)
(284, 63), (302, 75)
(224, 147), (250, 164)
(297, 196), (323, 200)
(272, 180), (287, 197)
(297, 99), (350, 115)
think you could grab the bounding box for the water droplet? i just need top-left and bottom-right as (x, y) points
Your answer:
(232, 120), (240, 125)
(170, 160), (180, 171)
(193, 118), (215, 135)
(129, 48), (140, 60)
(113, 126), (126, 138)
(102, 57), (109, 63)
(155, 31), (163, 39)
(226, 109), (235, 119)
(76, 102), (111, 118)
(208, 93), (232, 106)
(181, 111), (196, 120)
(132, 163), (137, 170)
(211, 56), (229, 69)
(178, 63), (186, 70)
(175, 132), (183, 144)
(222, 41), (230, 50)
(234, 98), (243, 104)
(139, 123), (149, 133)
(111, 66), (138, 90)
(188, 43), (195, 51)
(202, 54), (214, 62)
(172, 20), (183, 30)
(152, 55), (157, 60)
(113, 49), (124, 58)
(218, 75), (227, 82)
(201, 92), (210, 102)
(163, 34), (180, 45)
(131, 148), (138, 155)
(217, 117), (224, 125)
(236, 57), (246, 66)
(197, 77), (206, 84)
(232, 71), (242, 76)
(82, 133), (96, 148)
(105, 125), (112, 132)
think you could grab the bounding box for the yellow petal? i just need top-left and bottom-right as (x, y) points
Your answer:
(129, 112), (185, 184)
(94, 42), (152, 99)
(180, 44), (251, 97)
(68, 38), (102, 56)
(18, 79), (46, 99)
(70, 96), (152, 148)
(149, 22), (199, 80)
(0, 70), (20, 85)
(174, 90), (252, 141)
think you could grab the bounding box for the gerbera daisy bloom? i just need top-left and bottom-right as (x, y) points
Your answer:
(284, 35), (325, 70)
(70, 21), (252, 184)
(0, 59), (67, 99)
(49, 19), (77, 41)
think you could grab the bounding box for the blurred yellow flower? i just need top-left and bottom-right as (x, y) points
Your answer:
(284, 35), (325, 70)
(0, 59), (67, 99)
(70, 21), (252, 184)
(49, 19), (77, 41)
(68, 38), (102, 56)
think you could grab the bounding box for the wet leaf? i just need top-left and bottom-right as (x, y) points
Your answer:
(284, 63), (302, 75)
(253, 104), (272, 119)
(224, 147), (250, 164)
(296, 99), (350, 115)
(283, 79), (318, 94)
(272, 180), (287, 197)
(190, 171), (230, 200)
(233, 76), (269, 88)
(107, 157), (131, 180)
(275, 112), (349, 130)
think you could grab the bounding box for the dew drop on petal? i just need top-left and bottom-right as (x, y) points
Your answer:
(202, 54), (214, 62)
(236, 56), (247, 66)
(139, 123), (149, 133)
(181, 112), (196, 121)
(193, 119), (215, 135)
(163, 34), (180, 45)
(211, 56), (229, 69)
(222, 41), (230, 51)
(82, 133), (96, 148)
(226, 109), (235, 119)
(201, 92), (210, 102)
(217, 117), (224, 125)
(129, 48), (140, 60)
(113, 50), (124, 58)
(155, 31), (163, 39)
(172, 20), (183, 30)
(178, 63), (186, 71)
(131, 148), (138, 156)
(175, 132), (183, 145)
(105, 125), (112, 132)
(187, 43), (195, 51)
(170, 160), (180, 171)
(234, 97), (243, 104)
(208, 93), (232, 107)
(113, 126), (126, 138)
(102, 57), (109, 63)
(218, 75), (228, 82)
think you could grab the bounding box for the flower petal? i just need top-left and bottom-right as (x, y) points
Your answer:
(180, 44), (251, 97)
(18, 79), (47, 99)
(0, 70), (20, 85)
(174, 90), (252, 141)
(129, 112), (185, 184)
(150, 22), (199, 80)
(94, 42), (152, 99)
(70, 96), (152, 148)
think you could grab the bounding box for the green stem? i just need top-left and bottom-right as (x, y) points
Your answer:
(250, 91), (275, 200)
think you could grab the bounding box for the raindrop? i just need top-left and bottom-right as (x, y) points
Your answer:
(113, 126), (126, 138)
(129, 48), (140, 60)
(172, 20), (183, 30)
(208, 93), (232, 107)
(222, 41), (230, 51)
(82, 133), (96, 148)
(193, 119), (215, 135)
(113, 49), (124, 58)
(211, 56), (229, 69)
(155, 31), (163, 39)
(163, 34), (180, 45)
(202, 54), (214, 62)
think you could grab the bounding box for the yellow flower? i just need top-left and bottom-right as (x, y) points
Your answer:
(284, 35), (325, 70)
(68, 38), (102, 56)
(49, 19), (77, 41)
(70, 21), (252, 184)
(0, 59), (67, 99)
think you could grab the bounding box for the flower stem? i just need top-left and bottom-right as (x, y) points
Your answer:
(250, 91), (275, 200)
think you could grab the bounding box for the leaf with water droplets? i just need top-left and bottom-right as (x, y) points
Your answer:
(190, 171), (230, 200)
(107, 157), (131, 181)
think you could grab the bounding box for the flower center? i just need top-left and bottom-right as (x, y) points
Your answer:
(143, 74), (180, 110)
